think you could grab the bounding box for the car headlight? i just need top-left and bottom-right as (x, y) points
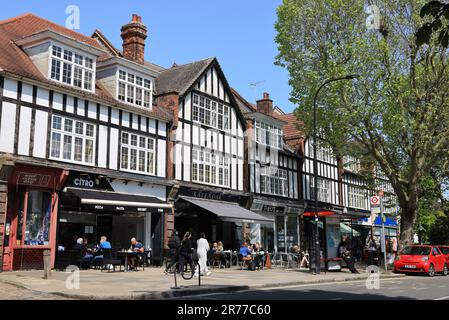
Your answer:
(421, 257), (429, 261)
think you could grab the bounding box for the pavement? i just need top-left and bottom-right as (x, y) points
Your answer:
(0, 265), (404, 300)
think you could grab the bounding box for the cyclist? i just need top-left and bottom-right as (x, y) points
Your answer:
(179, 231), (194, 274)
(165, 229), (181, 274)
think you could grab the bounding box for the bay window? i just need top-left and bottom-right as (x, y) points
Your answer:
(50, 44), (95, 91)
(260, 166), (288, 197)
(50, 115), (96, 165)
(120, 132), (155, 175)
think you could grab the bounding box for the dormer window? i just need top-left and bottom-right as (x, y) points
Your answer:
(117, 69), (152, 109)
(49, 44), (95, 92)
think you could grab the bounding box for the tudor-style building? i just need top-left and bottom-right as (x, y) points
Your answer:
(232, 90), (302, 253)
(0, 14), (173, 271)
(275, 111), (399, 269)
(155, 59), (271, 250)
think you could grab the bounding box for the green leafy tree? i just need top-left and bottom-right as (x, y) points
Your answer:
(275, 0), (449, 247)
(416, 1), (449, 47)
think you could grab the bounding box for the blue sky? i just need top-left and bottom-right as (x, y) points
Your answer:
(0, 0), (295, 113)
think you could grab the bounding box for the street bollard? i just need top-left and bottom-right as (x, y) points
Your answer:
(43, 250), (51, 279)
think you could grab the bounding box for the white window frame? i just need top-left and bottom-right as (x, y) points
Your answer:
(48, 42), (96, 92)
(347, 185), (366, 209)
(309, 141), (332, 163)
(260, 166), (288, 197)
(344, 156), (361, 172)
(255, 120), (283, 150)
(116, 69), (153, 110)
(49, 115), (96, 166)
(192, 93), (229, 131)
(120, 131), (156, 175)
(191, 149), (230, 187)
(310, 177), (331, 203)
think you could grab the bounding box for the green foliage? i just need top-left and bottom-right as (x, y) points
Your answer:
(275, 0), (449, 243)
(416, 1), (449, 47)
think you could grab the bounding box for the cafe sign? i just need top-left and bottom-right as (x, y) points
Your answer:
(262, 205), (285, 214)
(65, 171), (113, 191)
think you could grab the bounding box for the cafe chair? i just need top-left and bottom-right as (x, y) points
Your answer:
(101, 249), (122, 273)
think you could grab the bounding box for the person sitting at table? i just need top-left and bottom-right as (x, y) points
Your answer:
(291, 244), (300, 254)
(214, 241), (227, 267)
(239, 242), (252, 267)
(252, 242), (265, 270)
(127, 237), (144, 270)
(74, 237), (94, 268)
(299, 250), (310, 268)
(93, 236), (111, 265)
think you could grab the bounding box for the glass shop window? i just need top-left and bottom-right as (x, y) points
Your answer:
(24, 191), (52, 246)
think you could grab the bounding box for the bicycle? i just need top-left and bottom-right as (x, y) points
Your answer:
(179, 254), (199, 280)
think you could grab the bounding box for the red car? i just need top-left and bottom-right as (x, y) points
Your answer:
(437, 246), (449, 263)
(394, 245), (448, 277)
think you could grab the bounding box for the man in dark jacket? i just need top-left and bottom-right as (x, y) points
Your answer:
(338, 236), (359, 274)
(165, 229), (181, 273)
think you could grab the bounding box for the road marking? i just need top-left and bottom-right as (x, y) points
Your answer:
(434, 296), (449, 300)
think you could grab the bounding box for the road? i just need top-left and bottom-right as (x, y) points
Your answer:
(183, 275), (449, 300)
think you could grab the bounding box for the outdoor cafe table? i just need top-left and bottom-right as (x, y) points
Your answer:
(223, 251), (237, 267)
(116, 250), (136, 272)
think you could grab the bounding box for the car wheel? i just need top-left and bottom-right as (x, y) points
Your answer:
(428, 264), (435, 277)
(443, 264), (448, 276)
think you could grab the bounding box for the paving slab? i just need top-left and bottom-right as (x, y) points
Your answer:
(0, 266), (404, 299)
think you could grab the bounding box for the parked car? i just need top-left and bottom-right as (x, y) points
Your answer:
(437, 246), (449, 263)
(393, 245), (448, 277)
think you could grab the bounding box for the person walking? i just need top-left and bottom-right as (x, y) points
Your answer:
(195, 232), (211, 276)
(165, 229), (181, 274)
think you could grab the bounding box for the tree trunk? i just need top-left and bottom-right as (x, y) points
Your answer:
(399, 200), (418, 251)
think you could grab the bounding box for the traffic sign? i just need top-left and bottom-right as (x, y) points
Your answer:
(370, 196), (380, 206)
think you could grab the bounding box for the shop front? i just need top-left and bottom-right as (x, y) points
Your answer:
(174, 187), (272, 251)
(2, 164), (67, 271)
(250, 197), (304, 253)
(56, 171), (172, 265)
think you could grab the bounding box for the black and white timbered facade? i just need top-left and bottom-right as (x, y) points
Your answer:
(0, 13), (173, 271)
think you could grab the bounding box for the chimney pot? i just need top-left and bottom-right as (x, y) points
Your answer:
(263, 92), (269, 99)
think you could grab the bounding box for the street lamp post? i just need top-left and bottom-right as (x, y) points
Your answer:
(312, 74), (358, 275)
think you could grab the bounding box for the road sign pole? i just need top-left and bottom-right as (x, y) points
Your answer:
(380, 196), (387, 272)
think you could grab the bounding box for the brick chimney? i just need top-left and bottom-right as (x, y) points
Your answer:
(121, 14), (147, 64)
(256, 92), (273, 115)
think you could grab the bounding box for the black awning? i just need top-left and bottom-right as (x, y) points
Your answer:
(67, 188), (172, 214)
(178, 196), (274, 224)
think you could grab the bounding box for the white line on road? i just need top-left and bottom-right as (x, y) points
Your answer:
(434, 296), (449, 300)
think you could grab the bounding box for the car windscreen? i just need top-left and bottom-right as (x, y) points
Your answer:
(439, 247), (449, 255)
(401, 246), (431, 255)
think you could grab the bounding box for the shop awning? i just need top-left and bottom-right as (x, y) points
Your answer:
(374, 216), (398, 227)
(178, 196), (274, 224)
(67, 188), (172, 213)
(303, 211), (335, 217)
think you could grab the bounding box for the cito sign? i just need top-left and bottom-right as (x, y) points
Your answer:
(65, 171), (114, 191)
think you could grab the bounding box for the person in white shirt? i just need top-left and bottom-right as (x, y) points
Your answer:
(195, 232), (211, 276)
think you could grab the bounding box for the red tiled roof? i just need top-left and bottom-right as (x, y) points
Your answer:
(0, 13), (171, 122)
(274, 112), (305, 140)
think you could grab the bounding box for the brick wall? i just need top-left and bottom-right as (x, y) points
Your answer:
(0, 183), (7, 270)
